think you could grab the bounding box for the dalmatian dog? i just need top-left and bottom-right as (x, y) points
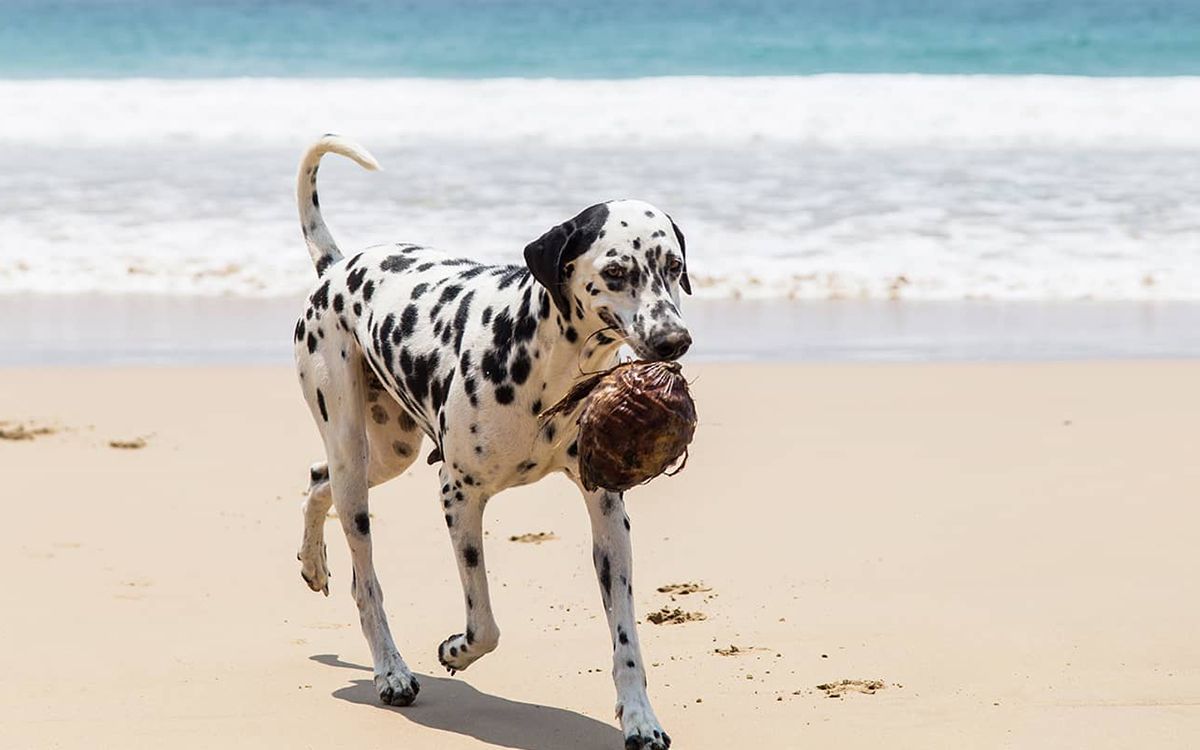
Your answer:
(292, 136), (692, 749)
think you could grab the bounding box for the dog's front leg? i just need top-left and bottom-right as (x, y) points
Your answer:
(584, 488), (670, 750)
(436, 466), (500, 673)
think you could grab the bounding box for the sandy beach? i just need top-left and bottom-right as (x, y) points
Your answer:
(2, 361), (1198, 749)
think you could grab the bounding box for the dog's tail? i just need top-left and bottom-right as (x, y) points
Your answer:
(297, 134), (382, 276)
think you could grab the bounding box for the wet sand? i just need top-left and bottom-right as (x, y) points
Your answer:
(3, 294), (1200, 365)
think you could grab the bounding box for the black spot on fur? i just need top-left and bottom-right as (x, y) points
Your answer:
(496, 266), (529, 289)
(510, 351), (531, 384)
(491, 309), (513, 348)
(354, 512), (370, 535)
(438, 284), (463, 305)
(599, 554), (612, 598)
(400, 304), (419, 338)
(494, 385), (514, 404)
(453, 290), (475, 352)
(306, 332), (318, 353)
(316, 389), (328, 421)
(463, 546), (479, 568)
(381, 254), (416, 273)
(347, 267), (368, 294)
(402, 349), (439, 403)
(311, 280), (331, 310)
(481, 351), (507, 383)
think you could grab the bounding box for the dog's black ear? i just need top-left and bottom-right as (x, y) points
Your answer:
(524, 222), (577, 319)
(669, 216), (692, 295)
(524, 203), (610, 319)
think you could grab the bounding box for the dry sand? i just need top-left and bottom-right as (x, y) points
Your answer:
(2, 362), (1198, 749)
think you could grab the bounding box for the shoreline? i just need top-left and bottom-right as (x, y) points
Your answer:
(3, 294), (1199, 366)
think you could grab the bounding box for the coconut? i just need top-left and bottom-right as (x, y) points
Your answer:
(543, 361), (697, 492)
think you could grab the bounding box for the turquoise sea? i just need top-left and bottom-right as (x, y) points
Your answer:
(0, 1), (1198, 304)
(2, 0), (1199, 77)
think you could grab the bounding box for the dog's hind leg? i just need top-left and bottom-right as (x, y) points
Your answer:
(298, 376), (424, 596)
(583, 487), (670, 750)
(435, 464), (501, 674)
(298, 463), (333, 594)
(297, 346), (420, 706)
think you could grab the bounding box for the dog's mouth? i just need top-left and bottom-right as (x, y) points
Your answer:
(593, 309), (676, 361)
(592, 310), (649, 358)
(597, 310), (643, 356)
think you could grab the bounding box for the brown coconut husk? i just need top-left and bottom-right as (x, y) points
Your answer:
(542, 360), (697, 492)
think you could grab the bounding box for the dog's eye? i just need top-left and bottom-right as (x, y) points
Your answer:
(602, 265), (626, 280)
(666, 257), (683, 275)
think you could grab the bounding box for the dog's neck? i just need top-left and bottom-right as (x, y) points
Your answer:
(530, 287), (623, 401)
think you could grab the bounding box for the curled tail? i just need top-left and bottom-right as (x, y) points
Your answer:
(297, 134), (381, 276)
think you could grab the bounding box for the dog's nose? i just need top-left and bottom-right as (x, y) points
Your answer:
(651, 330), (692, 361)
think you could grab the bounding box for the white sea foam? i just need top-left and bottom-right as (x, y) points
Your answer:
(5, 75), (1200, 149)
(1, 76), (1198, 300)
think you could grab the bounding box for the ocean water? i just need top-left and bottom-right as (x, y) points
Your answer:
(0, 1), (1198, 302)
(3, 0), (1199, 78)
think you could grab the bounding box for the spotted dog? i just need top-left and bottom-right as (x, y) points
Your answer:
(292, 136), (691, 749)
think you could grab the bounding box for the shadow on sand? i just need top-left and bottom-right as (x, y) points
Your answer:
(311, 654), (622, 750)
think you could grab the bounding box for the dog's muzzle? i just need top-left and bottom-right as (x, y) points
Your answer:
(648, 329), (692, 361)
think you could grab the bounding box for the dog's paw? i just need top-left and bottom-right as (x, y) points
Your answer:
(437, 630), (497, 674)
(437, 633), (472, 675)
(619, 702), (670, 750)
(297, 543), (329, 596)
(374, 669), (420, 707)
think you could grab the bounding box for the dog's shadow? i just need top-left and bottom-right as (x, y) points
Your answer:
(311, 654), (621, 750)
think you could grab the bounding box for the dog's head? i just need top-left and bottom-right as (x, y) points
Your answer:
(524, 200), (692, 361)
